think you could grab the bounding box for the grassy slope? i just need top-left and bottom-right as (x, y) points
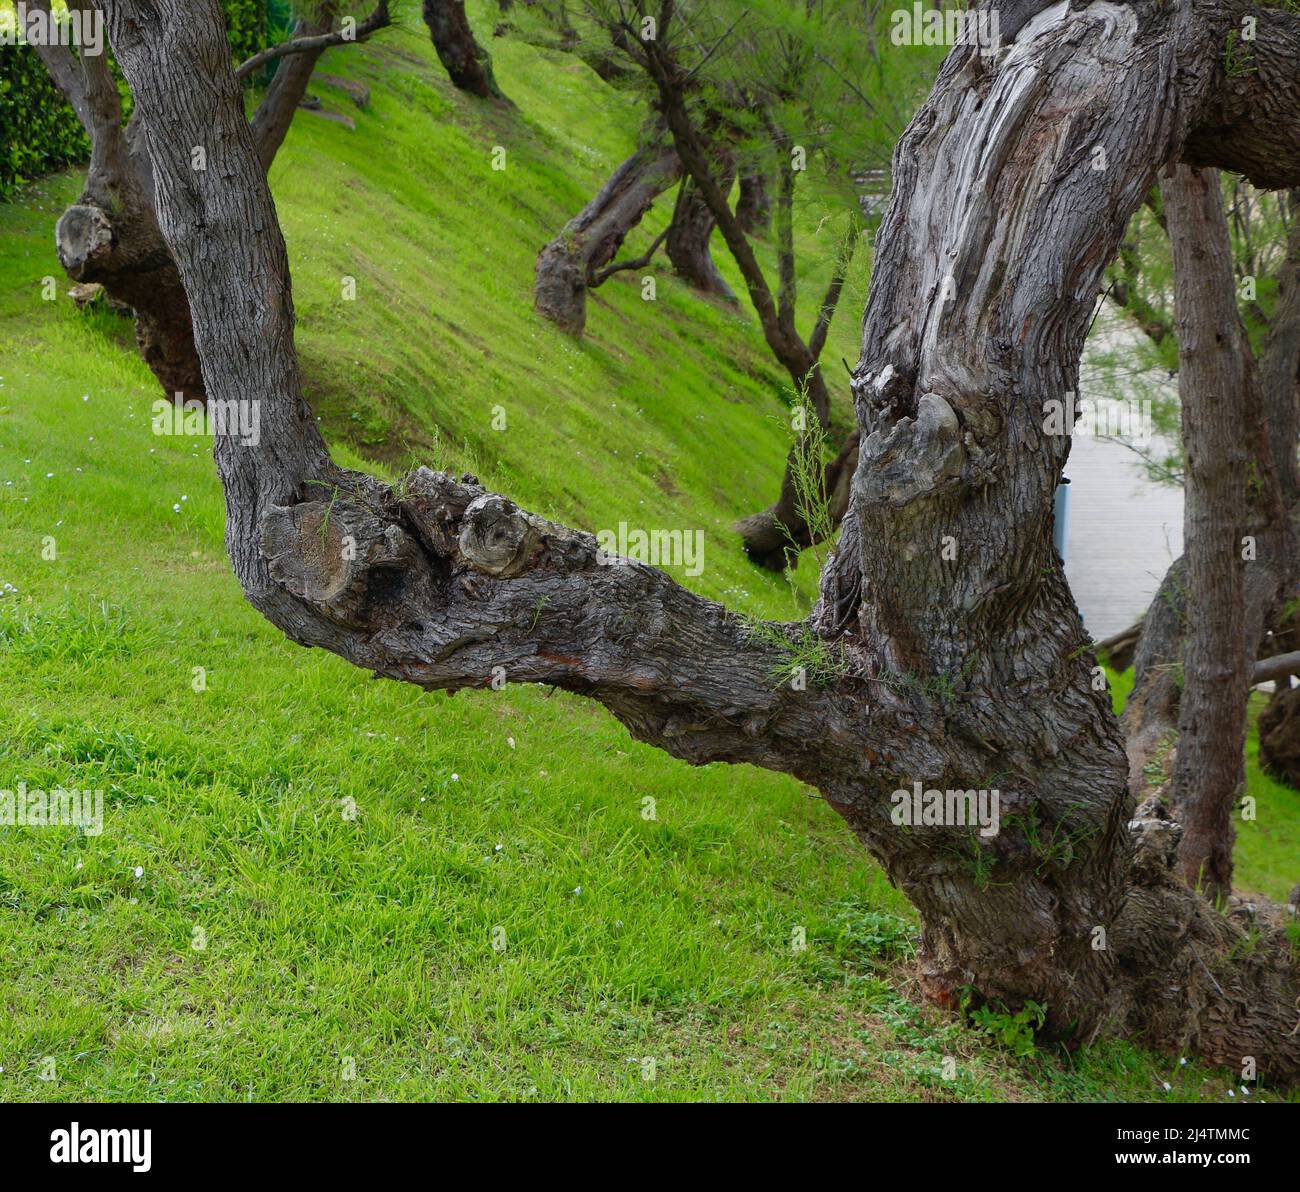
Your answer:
(0, 8), (1292, 1102)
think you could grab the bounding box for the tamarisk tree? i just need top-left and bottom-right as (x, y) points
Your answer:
(100, 0), (1300, 1078)
(29, 0), (392, 402)
(423, 0), (508, 100)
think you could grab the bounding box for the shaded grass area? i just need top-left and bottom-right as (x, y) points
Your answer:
(0, 5), (1292, 1101)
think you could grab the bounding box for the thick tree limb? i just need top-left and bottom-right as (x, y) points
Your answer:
(534, 137), (682, 334)
(25, 0), (91, 131)
(1252, 650), (1300, 686)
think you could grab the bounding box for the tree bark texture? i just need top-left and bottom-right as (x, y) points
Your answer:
(666, 173), (737, 301)
(423, 0), (508, 101)
(735, 171), (772, 236)
(37, 0), (388, 402)
(100, 0), (1300, 1080)
(534, 138), (682, 335)
(1163, 165), (1253, 902)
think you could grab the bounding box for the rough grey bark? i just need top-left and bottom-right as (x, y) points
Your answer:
(423, 0), (508, 101)
(534, 138), (682, 336)
(102, 0), (1300, 1079)
(1164, 165), (1254, 902)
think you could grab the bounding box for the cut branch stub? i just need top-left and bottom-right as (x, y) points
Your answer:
(261, 497), (431, 625)
(856, 392), (966, 508)
(459, 493), (548, 578)
(55, 204), (116, 278)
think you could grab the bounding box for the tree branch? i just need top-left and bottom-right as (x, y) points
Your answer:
(235, 1), (392, 81)
(589, 226), (669, 286)
(25, 0), (91, 132)
(808, 212), (861, 363)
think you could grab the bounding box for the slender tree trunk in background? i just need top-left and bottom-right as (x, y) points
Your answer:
(102, 0), (1300, 1079)
(423, 0), (508, 101)
(534, 138), (681, 335)
(632, 41), (858, 568)
(735, 212), (862, 570)
(1123, 187), (1300, 812)
(666, 171), (737, 300)
(1164, 166), (1254, 901)
(735, 171), (772, 236)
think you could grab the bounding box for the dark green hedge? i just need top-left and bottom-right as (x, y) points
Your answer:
(223, 0), (269, 66)
(0, 42), (91, 200)
(1, 1), (272, 202)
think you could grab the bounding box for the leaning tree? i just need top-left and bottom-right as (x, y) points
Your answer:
(98, 0), (1300, 1078)
(29, 0), (392, 403)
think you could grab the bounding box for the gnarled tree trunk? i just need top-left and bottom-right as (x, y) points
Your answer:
(35, 0), (390, 403)
(534, 137), (681, 335)
(102, 0), (1300, 1080)
(423, 0), (507, 101)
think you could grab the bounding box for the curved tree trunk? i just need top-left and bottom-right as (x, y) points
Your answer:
(35, 0), (389, 403)
(534, 138), (681, 335)
(666, 173), (737, 300)
(423, 0), (508, 101)
(102, 0), (1300, 1080)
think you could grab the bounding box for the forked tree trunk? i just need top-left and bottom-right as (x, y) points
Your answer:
(534, 139), (682, 335)
(101, 0), (1300, 1079)
(423, 0), (507, 101)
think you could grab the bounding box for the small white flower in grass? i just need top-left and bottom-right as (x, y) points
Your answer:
(495, 844), (503, 852)
(507, 736), (516, 750)
(573, 885), (582, 895)
(1179, 1057), (1187, 1065)
(1228, 1089), (1235, 1097)
(172, 504), (181, 513)
(451, 773), (460, 782)
(181, 495), (188, 502)
(133, 866), (144, 879)
(82, 394), (89, 402)
(1162, 1081), (1172, 1091)
(420, 797), (426, 803)
(46, 473), (53, 479)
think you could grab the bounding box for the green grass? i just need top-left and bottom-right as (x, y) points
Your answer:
(0, 4), (1293, 1102)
